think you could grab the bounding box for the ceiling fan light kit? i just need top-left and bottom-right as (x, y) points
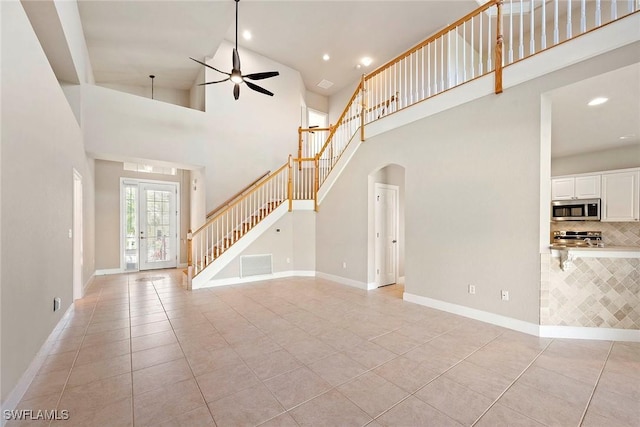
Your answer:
(190, 0), (279, 100)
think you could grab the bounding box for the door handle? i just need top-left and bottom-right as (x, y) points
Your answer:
(392, 240), (397, 243)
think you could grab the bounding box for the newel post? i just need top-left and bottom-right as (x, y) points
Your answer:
(287, 155), (293, 212)
(494, 0), (504, 94)
(360, 74), (366, 142)
(314, 157), (319, 212)
(186, 229), (193, 290)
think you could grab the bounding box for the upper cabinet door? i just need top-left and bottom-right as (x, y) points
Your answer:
(551, 178), (575, 200)
(552, 175), (601, 200)
(574, 175), (601, 199)
(602, 171), (640, 222)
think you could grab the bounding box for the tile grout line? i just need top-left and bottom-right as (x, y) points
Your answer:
(255, 285), (478, 425)
(469, 338), (556, 427)
(576, 340), (614, 427)
(150, 276), (221, 427)
(369, 328), (511, 425)
(49, 278), (104, 427)
(128, 274), (136, 427)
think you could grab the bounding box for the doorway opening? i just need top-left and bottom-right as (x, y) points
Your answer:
(121, 179), (179, 271)
(368, 164), (405, 289)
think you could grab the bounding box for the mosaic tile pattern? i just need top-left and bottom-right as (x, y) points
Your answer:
(550, 222), (640, 246)
(542, 256), (640, 329)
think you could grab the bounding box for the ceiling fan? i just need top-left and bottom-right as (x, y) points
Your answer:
(190, 0), (279, 100)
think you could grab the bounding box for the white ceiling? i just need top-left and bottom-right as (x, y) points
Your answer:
(77, 0), (476, 94)
(75, 0), (638, 158)
(550, 63), (640, 158)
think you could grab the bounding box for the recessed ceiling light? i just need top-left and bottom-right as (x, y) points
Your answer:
(587, 97), (608, 106)
(322, 54), (330, 61)
(242, 30), (252, 40)
(360, 57), (373, 67)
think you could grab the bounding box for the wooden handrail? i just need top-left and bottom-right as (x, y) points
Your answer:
(299, 127), (332, 133)
(206, 170), (271, 219)
(365, 0), (499, 82)
(316, 81), (363, 159)
(194, 163), (288, 235)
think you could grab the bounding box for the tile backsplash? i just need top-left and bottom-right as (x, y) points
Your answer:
(550, 222), (640, 246)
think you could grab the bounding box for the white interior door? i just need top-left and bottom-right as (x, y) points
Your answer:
(375, 184), (399, 286)
(139, 183), (177, 270)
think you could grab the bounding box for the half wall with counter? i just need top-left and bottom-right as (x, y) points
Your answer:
(542, 243), (640, 331)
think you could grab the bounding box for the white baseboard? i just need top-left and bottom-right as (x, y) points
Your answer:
(82, 273), (95, 294)
(0, 304), (75, 424)
(316, 272), (369, 290)
(201, 270), (316, 288)
(403, 292), (640, 342)
(397, 276), (405, 285)
(94, 268), (123, 276)
(539, 325), (640, 342)
(403, 292), (540, 337)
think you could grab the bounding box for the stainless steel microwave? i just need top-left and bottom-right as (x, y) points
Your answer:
(551, 199), (600, 221)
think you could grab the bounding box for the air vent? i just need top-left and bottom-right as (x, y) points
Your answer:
(317, 79), (334, 89)
(240, 254), (273, 278)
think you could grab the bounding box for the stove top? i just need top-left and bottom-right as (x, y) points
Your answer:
(552, 231), (603, 247)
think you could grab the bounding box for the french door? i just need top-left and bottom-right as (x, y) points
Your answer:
(123, 180), (178, 271)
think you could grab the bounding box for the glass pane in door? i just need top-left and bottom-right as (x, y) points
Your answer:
(124, 184), (138, 271)
(139, 183), (177, 270)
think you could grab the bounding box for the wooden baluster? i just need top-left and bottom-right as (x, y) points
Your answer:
(509, 0), (514, 63)
(567, 0), (572, 40)
(360, 78), (365, 142)
(519, 0), (524, 59)
(495, 0), (504, 94)
(541, 0), (547, 49)
(530, 0), (536, 55)
(479, 13), (484, 74)
(288, 155), (293, 212)
(553, 0), (559, 44)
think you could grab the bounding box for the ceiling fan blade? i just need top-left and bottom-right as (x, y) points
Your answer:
(232, 48), (241, 72)
(189, 57), (230, 76)
(245, 80), (274, 97)
(197, 77), (231, 86)
(233, 83), (240, 100)
(243, 71), (279, 81)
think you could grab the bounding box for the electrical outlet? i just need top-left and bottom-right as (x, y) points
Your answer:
(53, 297), (61, 312)
(342, 262), (347, 269)
(501, 290), (509, 301)
(468, 285), (476, 294)
(286, 257), (291, 264)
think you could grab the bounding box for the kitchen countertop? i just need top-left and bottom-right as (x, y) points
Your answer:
(550, 245), (640, 258)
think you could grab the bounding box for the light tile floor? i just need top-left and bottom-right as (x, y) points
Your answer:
(8, 270), (640, 427)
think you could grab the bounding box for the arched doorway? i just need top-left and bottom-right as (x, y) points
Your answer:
(367, 164), (406, 289)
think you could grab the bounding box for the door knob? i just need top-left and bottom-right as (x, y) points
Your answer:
(392, 240), (397, 243)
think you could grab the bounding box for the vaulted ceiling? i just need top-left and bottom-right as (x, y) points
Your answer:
(67, 1), (639, 158)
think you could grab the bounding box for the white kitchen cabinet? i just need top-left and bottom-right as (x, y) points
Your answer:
(601, 170), (640, 222)
(551, 175), (600, 200)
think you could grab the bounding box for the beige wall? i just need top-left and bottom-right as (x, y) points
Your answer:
(1, 0), (96, 402)
(94, 160), (190, 270)
(551, 144), (640, 176)
(213, 210), (316, 280)
(316, 44), (639, 324)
